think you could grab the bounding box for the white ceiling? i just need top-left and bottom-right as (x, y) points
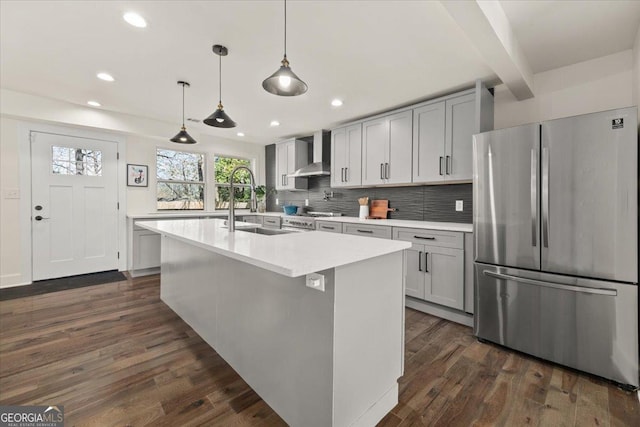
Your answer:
(1, 1), (639, 145)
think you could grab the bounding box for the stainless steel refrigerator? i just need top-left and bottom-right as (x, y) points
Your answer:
(473, 106), (638, 388)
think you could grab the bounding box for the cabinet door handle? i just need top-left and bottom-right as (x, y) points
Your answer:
(340, 168), (344, 182)
(385, 163), (389, 179)
(357, 229), (373, 234)
(418, 251), (423, 271)
(345, 167), (348, 182)
(446, 156), (451, 175)
(425, 252), (429, 273)
(439, 156), (444, 176)
(414, 235), (435, 240)
(321, 225), (334, 230)
(380, 163), (384, 180)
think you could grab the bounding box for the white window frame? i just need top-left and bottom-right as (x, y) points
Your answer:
(156, 147), (207, 211)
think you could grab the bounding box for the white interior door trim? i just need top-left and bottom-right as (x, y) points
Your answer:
(17, 121), (126, 286)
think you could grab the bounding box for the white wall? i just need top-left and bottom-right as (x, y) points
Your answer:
(0, 90), (266, 287)
(494, 50), (634, 128)
(0, 117), (24, 287)
(634, 26), (640, 124)
(126, 133), (265, 214)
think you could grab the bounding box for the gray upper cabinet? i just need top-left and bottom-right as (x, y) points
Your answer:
(412, 101), (446, 183)
(412, 82), (493, 184)
(331, 124), (362, 188)
(445, 93), (476, 182)
(362, 110), (412, 186)
(275, 139), (309, 191)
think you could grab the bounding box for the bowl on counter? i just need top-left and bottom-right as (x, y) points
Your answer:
(283, 205), (298, 215)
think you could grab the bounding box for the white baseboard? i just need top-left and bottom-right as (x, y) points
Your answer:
(405, 297), (473, 327)
(129, 267), (160, 278)
(0, 273), (31, 288)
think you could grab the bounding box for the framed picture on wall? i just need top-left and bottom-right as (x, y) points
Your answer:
(127, 164), (148, 187)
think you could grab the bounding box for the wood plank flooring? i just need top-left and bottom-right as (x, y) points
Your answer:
(1, 274), (638, 426)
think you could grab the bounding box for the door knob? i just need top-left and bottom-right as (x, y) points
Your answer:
(34, 205), (43, 211)
(34, 215), (50, 221)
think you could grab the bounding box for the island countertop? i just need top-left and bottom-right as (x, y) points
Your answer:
(136, 218), (410, 278)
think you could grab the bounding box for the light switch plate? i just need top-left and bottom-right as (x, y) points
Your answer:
(275, 198), (279, 205)
(455, 200), (463, 211)
(306, 273), (325, 292)
(3, 188), (19, 199)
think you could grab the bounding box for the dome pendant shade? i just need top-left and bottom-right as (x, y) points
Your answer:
(204, 44), (237, 129)
(262, 57), (308, 96)
(171, 81), (197, 144)
(203, 103), (237, 128)
(170, 127), (197, 144)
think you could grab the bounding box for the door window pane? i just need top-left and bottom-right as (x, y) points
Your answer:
(52, 146), (102, 176)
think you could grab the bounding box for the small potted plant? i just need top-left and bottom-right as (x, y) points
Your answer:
(254, 185), (275, 213)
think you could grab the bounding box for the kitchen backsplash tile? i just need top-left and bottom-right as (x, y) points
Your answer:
(266, 145), (472, 223)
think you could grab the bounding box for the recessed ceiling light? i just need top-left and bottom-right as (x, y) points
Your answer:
(97, 72), (114, 82)
(270, 121), (280, 127)
(123, 12), (147, 28)
(237, 132), (245, 137)
(331, 99), (343, 107)
(87, 101), (101, 107)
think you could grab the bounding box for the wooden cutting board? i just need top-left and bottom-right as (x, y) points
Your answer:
(368, 199), (395, 219)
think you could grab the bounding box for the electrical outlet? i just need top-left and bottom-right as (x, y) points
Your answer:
(305, 199), (309, 207)
(275, 198), (279, 205)
(306, 273), (325, 292)
(455, 200), (463, 212)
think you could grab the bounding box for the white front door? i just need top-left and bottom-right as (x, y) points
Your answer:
(31, 132), (119, 281)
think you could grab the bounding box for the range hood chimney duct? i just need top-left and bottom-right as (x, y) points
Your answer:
(289, 130), (331, 177)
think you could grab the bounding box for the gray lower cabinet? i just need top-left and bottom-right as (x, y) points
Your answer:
(343, 223), (392, 239)
(241, 215), (263, 225)
(132, 227), (161, 271)
(316, 221), (343, 233)
(262, 215), (281, 228)
(394, 227), (466, 311)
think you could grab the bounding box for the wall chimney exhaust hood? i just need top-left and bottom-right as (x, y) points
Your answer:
(289, 130), (331, 177)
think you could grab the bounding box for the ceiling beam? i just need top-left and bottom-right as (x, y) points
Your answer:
(440, 0), (534, 100)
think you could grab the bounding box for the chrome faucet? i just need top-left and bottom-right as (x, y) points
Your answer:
(228, 165), (257, 232)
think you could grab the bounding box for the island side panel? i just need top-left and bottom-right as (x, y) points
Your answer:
(160, 235), (335, 427)
(332, 251), (405, 427)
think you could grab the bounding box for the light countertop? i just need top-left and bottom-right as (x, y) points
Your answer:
(136, 218), (410, 278)
(314, 217), (473, 233)
(129, 211), (472, 232)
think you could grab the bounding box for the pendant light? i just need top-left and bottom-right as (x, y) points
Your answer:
(262, 0), (308, 96)
(170, 81), (197, 144)
(204, 44), (237, 128)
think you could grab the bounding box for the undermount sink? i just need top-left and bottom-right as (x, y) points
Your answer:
(238, 227), (294, 236)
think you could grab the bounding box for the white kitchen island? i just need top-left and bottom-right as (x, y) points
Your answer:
(136, 218), (410, 427)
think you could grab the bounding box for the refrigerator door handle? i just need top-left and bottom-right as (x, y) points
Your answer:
(531, 149), (537, 247)
(483, 271), (617, 296)
(542, 147), (549, 248)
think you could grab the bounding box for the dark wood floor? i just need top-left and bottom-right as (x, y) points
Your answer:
(0, 274), (638, 426)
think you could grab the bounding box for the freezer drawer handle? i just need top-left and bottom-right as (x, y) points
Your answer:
(414, 235), (435, 240)
(483, 271), (617, 296)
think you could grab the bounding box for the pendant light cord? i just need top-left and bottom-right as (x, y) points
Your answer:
(181, 83), (185, 127)
(219, 54), (222, 104)
(283, 0), (287, 58)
